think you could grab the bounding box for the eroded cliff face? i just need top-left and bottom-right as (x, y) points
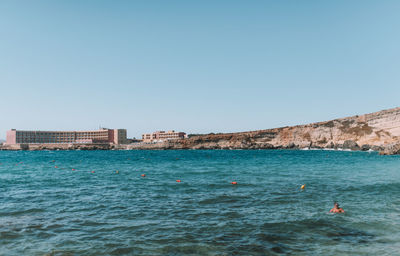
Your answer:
(2, 107), (400, 153)
(127, 107), (400, 151)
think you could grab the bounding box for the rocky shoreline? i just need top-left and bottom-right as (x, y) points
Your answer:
(1, 107), (400, 155)
(0, 141), (388, 152)
(0, 141), (396, 155)
(0, 143), (117, 151)
(123, 139), (385, 151)
(0, 141), (399, 155)
(125, 107), (400, 155)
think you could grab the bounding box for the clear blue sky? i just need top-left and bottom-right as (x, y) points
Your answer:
(1, 0), (399, 139)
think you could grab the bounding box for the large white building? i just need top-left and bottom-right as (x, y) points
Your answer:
(6, 128), (127, 145)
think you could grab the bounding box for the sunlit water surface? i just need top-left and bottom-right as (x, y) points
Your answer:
(1, 150), (400, 255)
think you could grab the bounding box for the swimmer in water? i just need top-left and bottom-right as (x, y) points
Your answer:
(330, 202), (345, 213)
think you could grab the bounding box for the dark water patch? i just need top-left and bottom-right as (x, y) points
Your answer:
(44, 223), (63, 230)
(343, 182), (400, 194)
(257, 233), (294, 244)
(0, 207), (45, 217)
(270, 245), (285, 253)
(43, 250), (77, 256)
(198, 194), (250, 205)
(326, 229), (375, 244)
(0, 231), (20, 239)
(159, 244), (218, 256)
(79, 220), (109, 227)
(109, 246), (136, 255)
(260, 217), (377, 247)
(34, 231), (54, 239)
(228, 243), (271, 256)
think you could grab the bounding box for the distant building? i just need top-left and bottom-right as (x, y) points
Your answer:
(6, 128), (127, 145)
(142, 130), (187, 142)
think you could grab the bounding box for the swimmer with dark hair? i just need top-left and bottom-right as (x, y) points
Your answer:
(330, 202), (345, 213)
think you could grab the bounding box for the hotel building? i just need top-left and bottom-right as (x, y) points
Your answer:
(6, 128), (127, 145)
(142, 130), (187, 142)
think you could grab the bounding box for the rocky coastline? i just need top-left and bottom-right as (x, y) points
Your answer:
(0, 143), (117, 151)
(124, 107), (400, 154)
(1, 107), (400, 154)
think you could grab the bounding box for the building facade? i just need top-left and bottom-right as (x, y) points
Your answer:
(6, 128), (127, 145)
(142, 130), (187, 142)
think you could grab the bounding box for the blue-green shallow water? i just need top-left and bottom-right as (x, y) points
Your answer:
(1, 150), (400, 255)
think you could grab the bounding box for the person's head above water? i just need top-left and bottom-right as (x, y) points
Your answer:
(330, 201), (344, 213)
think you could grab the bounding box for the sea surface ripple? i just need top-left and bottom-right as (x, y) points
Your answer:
(1, 150), (400, 255)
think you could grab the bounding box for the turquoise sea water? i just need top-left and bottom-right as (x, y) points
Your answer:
(1, 150), (400, 255)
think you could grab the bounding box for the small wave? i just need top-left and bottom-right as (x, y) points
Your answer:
(0, 208), (45, 217)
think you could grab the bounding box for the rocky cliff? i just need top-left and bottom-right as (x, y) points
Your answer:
(126, 107), (400, 153)
(2, 107), (400, 154)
